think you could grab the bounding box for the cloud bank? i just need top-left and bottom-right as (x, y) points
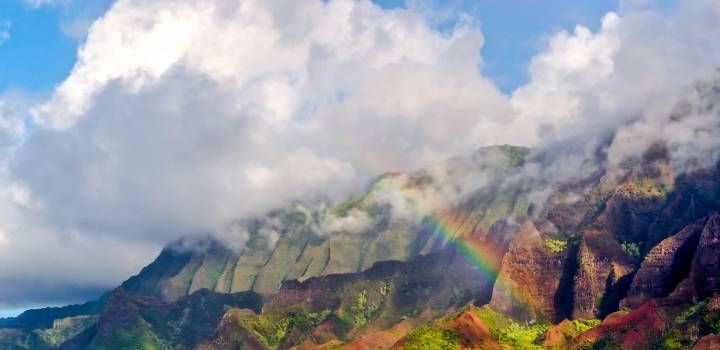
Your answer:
(0, 0), (719, 310)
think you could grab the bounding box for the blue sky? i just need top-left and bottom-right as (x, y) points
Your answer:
(0, 0), (621, 319)
(0, 0), (113, 93)
(0, 1), (621, 319)
(374, 0), (619, 92)
(0, 0), (620, 96)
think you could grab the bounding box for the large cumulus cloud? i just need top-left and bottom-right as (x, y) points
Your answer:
(0, 0), (511, 310)
(1, 0), (720, 310)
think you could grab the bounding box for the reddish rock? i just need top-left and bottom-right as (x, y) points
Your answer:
(621, 218), (707, 309)
(542, 320), (582, 347)
(708, 295), (720, 310)
(572, 229), (634, 319)
(340, 320), (416, 350)
(197, 309), (265, 350)
(449, 311), (499, 349)
(668, 213), (720, 303)
(292, 320), (340, 349)
(572, 300), (667, 350)
(292, 340), (345, 350)
(490, 221), (567, 322)
(390, 311), (499, 350)
(693, 334), (720, 350)
(690, 214), (720, 299)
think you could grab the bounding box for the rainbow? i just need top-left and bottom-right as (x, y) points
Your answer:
(326, 134), (533, 314)
(369, 175), (532, 314)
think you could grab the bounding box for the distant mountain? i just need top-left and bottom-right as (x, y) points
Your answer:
(2, 75), (720, 349)
(121, 144), (532, 300)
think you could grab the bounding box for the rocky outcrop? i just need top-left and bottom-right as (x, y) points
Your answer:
(339, 320), (416, 350)
(195, 245), (503, 350)
(572, 300), (667, 350)
(447, 311), (499, 350)
(688, 214), (720, 299)
(196, 309), (266, 350)
(490, 221), (568, 322)
(542, 320), (583, 348)
(271, 246), (500, 318)
(88, 288), (262, 350)
(693, 334), (720, 350)
(621, 217), (707, 309)
(668, 213), (720, 303)
(390, 310), (499, 350)
(572, 230), (634, 319)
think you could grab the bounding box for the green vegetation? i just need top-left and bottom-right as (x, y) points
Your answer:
(658, 330), (690, 350)
(577, 335), (621, 350)
(474, 306), (549, 350)
(339, 289), (380, 328)
(479, 190), (517, 232)
(35, 315), (97, 346)
(285, 211), (307, 226)
(572, 319), (601, 333)
(402, 325), (461, 350)
(239, 315), (290, 347)
(0, 329), (39, 350)
(701, 310), (720, 334)
(238, 305), (332, 348)
(89, 318), (169, 350)
(495, 321), (551, 350)
(333, 193), (371, 217)
(497, 145), (530, 168)
(618, 177), (673, 201)
(674, 300), (708, 324)
(620, 242), (641, 258)
(653, 300), (720, 350)
(638, 178), (673, 198)
(362, 228), (415, 270)
(544, 239), (568, 254)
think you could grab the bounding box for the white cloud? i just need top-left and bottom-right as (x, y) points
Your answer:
(1, 0), (720, 309)
(510, 13), (621, 145)
(509, 0), (720, 177)
(18, 0), (511, 241)
(0, 0), (514, 307)
(320, 209), (373, 235)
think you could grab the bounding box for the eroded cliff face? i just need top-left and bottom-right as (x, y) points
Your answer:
(687, 214), (720, 300)
(572, 229), (635, 319)
(571, 300), (668, 350)
(86, 288), (262, 350)
(118, 150), (720, 330)
(621, 217), (706, 309)
(667, 213), (720, 304)
(490, 221), (568, 323)
(196, 309), (266, 350)
(4, 208), (705, 350)
(7, 138), (720, 349)
(482, 159), (720, 322)
(192, 244), (504, 350)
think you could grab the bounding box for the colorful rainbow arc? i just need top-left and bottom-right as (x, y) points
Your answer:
(372, 176), (530, 312)
(332, 135), (534, 314)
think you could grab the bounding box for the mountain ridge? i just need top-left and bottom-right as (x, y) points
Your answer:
(3, 73), (720, 348)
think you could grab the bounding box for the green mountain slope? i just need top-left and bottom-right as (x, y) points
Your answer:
(121, 145), (532, 300)
(3, 75), (720, 349)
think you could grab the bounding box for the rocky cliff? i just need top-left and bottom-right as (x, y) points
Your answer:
(4, 83), (720, 348)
